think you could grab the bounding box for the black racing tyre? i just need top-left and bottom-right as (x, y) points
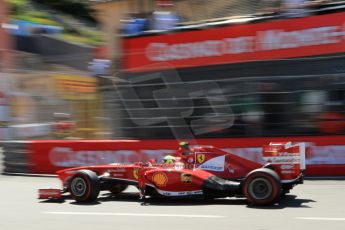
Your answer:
(109, 184), (128, 195)
(69, 170), (100, 203)
(243, 168), (281, 206)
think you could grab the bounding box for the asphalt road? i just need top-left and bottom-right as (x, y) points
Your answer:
(0, 175), (345, 230)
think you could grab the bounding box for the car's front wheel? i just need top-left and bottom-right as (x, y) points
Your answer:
(69, 170), (100, 203)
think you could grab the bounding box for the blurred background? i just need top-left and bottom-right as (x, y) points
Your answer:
(1, 0), (345, 141)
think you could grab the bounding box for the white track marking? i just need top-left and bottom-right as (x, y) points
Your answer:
(296, 217), (345, 221)
(45, 211), (224, 218)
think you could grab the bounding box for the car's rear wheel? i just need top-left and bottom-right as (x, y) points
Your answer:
(69, 170), (100, 203)
(243, 168), (281, 205)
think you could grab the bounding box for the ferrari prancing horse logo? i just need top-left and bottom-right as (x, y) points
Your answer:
(197, 154), (205, 164)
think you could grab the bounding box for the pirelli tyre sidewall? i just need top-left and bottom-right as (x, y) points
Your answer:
(243, 168), (281, 206)
(69, 170), (100, 203)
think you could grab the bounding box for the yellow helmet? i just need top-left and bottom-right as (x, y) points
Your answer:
(163, 155), (175, 164)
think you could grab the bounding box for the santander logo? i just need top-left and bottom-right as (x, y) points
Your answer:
(145, 26), (344, 62)
(48, 147), (176, 167)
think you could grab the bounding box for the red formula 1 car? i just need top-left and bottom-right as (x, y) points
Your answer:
(39, 142), (305, 205)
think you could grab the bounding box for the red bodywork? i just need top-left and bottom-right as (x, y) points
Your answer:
(39, 142), (305, 200)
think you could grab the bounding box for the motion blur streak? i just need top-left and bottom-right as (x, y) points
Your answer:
(45, 211), (224, 218)
(296, 217), (345, 221)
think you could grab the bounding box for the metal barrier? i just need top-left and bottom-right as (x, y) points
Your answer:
(2, 141), (31, 174)
(2, 138), (345, 176)
(0, 146), (3, 174)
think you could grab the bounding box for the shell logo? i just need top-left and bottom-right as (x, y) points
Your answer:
(152, 172), (168, 187)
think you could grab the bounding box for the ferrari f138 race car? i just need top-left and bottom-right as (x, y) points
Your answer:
(39, 141), (305, 205)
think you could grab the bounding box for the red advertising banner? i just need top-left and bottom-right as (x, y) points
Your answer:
(29, 136), (345, 176)
(123, 12), (345, 72)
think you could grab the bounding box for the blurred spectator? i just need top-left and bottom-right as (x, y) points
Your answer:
(121, 13), (149, 35)
(8, 20), (63, 36)
(53, 113), (76, 139)
(151, 0), (179, 31)
(89, 59), (111, 76)
(279, 0), (325, 18)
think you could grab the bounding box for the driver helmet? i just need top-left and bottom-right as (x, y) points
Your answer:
(179, 141), (192, 156)
(163, 155), (175, 164)
(179, 141), (190, 149)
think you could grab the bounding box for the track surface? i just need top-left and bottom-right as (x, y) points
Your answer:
(0, 175), (345, 230)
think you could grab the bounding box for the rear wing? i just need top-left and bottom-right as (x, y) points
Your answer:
(263, 142), (306, 181)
